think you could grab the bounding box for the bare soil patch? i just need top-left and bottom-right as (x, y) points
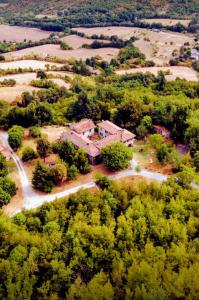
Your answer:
(74, 26), (194, 65)
(116, 66), (199, 82)
(4, 44), (119, 62)
(0, 25), (52, 42)
(0, 85), (39, 102)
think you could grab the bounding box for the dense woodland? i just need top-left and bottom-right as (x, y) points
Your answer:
(0, 176), (198, 299)
(1, 0), (199, 32)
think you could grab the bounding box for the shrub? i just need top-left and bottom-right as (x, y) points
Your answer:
(22, 147), (38, 162)
(29, 127), (41, 138)
(8, 125), (24, 151)
(68, 165), (78, 180)
(0, 187), (11, 207)
(102, 142), (133, 171)
(0, 177), (17, 197)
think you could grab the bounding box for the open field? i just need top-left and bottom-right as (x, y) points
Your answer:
(4, 44), (119, 62)
(0, 60), (63, 70)
(74, 26), (194, 65)
(116, 66), (199, 82)
(61, 34), (94, 49)
(0, 25), (52, 42)
(143, 18), (191, 26)
(0, 72), (70, 88)
(0, 85), (39, 102)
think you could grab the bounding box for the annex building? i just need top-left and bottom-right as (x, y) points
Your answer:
(60, 119), (136, 164)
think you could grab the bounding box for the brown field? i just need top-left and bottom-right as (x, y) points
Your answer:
(143, 18), (191, 26)
(41, 125), (67, 142)
(0, 25), (52, 42)
(0, 85), (39, 102)
(0, 60), (63, 70)
(74, 26), (194, 65)
(61, 34), (94, 49)
(4, 44), (119, 62)
(0, 72), (71, 88)
(116, 66), (199, 82)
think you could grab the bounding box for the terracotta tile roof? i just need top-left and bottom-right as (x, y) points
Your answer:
(154, 125), (170, 134)
(70, 119), (95, 134)
(98, 120), (121, 135)
(60, 130), (100, 158)
(94, 129), (135, 149)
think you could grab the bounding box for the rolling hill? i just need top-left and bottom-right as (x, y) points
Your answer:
(0, 0), (199, 19)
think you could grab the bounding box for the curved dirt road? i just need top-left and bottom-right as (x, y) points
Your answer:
(0, 131), (168, 214)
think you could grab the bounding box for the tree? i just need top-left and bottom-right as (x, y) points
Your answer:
(68, 165), (78, 180)
(8, 125), (24, 151)
(102, 142), (132, 171)
(32, 161), (54, 193)
(74, 148), (90, 174)
(0, 187), (10, 207)
(51, 163), (67, 184)
(0, 153), (8, 177)
(37, 70), (47, 79)
(0, 177), (17, 197)
(156, 71), (166, 91)
(56, 140), (76, 165)
(22, 147), (38, 162)
(36, 138), (51, 162)
(193, 151), (199, 171)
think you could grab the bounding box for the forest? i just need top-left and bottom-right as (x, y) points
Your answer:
(0, 176), (198, 299)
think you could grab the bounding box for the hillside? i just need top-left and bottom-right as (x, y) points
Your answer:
(1, 0), (199, 19)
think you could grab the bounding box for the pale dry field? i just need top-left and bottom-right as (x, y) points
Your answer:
(61, 35), (94, 49)
(0, 25), (52, 42)
(0, 73), (70, 88)
(0, 85), (39, 102)
(116, 66), (199, 82)
(4, 44), (119, 62)
(41, 125), (67, 142)
(143, 19), (191, 26)
(0, 60), (63, 70)
(74, 26), (194, 65)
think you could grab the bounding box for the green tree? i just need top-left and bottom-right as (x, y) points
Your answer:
(37, 70), (47, 79)
(8, 125), (24, 151)
(32, 161), (54, 193)
(36, 138), (51, 162)
(0, 153), (8, 177)
(56, 140), (76, 165)
(0, 187), (10, 207)
(51, 163), (67, 184)
(22, 147), (38, 162)
(102, 142), (132, 171)
(74, 148), (90, 174)
(68, 165), (78, 180)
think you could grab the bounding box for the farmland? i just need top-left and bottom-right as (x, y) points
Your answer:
(4, 43), (119, 62)
(74, 26), (195, 65)
(0, 25), (52, 42)
(142, 18), (191, 26)
(116, 66), (199, 82)
(0, 60), (63, 69)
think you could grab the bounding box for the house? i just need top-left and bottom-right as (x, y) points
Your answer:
(154, 125), (170, 139)
(60, 120), (136, 165)
(191, 49), (199, 61)
(70, 119), (95, 137)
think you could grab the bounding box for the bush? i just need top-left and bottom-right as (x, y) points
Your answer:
(0, 177), (17, 197)
(29, 127), (41, 138)
(68, 165), (78, 180)
(8, 125), (24, 151)
(102, 142), (133, 171)
(22, 147), (38, 162)
(0, 152), (8, 177)
(0, 187), (11, 207)
(32, 161), (54, 193)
